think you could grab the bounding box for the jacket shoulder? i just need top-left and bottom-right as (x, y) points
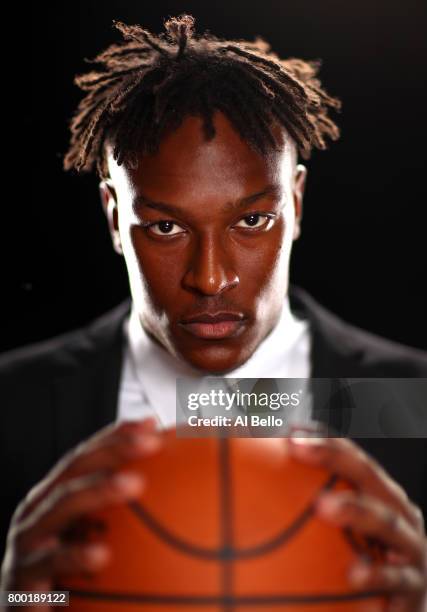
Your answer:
(336, 317), (427, 375)
(0, 301), (130, 382)
(290, 287), (427, 377)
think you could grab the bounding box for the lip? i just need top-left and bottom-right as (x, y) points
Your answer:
(179, 312), (247, 339)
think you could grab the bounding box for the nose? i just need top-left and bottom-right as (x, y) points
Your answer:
(182, 233), (239, 296)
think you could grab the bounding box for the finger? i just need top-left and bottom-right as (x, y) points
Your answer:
(13, 470), (144, 551)
(386, 596), (418, 612)
(13, 542), (110, 588)
(349, 562), (426, 598)
(3, 540), (110, 611)
(16, 418), (161, 521)
(61, 418), (162, 479)
(316, 491), (425, 566)
(287, 436), (423, 530)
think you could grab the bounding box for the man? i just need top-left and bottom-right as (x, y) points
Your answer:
(1, 15), (426, 610)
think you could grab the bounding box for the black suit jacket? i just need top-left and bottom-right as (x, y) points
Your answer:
(1, 287), (426, 561)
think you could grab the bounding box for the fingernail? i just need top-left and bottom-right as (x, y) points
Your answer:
(139, 417), (158, 431)
(82, 544), (110, 565)
(111, 472), (144, 494)
(289, 424), (328, 437)
(288, 437), (325, 455)
(289, 436), (325, 444)
(349, 563), (371, 585)
(131, 433), (162, 453)
(317, 494), (343, 517)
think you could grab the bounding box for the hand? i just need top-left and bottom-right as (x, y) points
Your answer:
(287, 436), (427, 612)
(0, 418), (162, 610)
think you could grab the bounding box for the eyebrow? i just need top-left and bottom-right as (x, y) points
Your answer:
(133, 184), (282, 216)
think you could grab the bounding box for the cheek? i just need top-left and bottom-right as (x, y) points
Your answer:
(122, 226), (183, 311)
(233, 220), (291, 288)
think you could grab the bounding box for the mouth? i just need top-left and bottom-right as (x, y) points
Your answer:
(179, 312), (247, 340)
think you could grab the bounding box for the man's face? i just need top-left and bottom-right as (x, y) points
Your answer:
(101, 112), (306, 373)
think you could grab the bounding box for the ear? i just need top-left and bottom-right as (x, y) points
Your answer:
(292, 164), (307, 240)
(99, 179), (123, 255)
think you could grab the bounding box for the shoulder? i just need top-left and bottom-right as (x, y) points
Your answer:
(0, 300), (131, 384)
(332, 317), (427, 375)
(290, 287), (427, 376)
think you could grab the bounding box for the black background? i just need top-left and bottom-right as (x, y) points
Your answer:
(4, 0), (426, 353)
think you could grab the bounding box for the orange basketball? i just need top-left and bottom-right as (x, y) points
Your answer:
(59, 429), (387, 611)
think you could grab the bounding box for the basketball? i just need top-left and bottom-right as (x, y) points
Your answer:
(59, 429), (387, 611)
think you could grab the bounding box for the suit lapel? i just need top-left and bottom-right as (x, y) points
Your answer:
(289, 286), (366, 377)
(53, 301), (130, 459)
(288, 287), (364, 434)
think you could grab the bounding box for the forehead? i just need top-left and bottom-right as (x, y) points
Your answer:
(107, 112), (296, 200)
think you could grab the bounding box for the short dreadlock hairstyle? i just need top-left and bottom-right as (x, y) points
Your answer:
(64, 14), (341, 180)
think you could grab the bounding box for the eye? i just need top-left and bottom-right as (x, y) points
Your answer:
(234, 214), (273, 230)
(148, 221), (185, 236)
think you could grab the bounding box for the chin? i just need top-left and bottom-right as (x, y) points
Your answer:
(180, 344), (251, 375)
